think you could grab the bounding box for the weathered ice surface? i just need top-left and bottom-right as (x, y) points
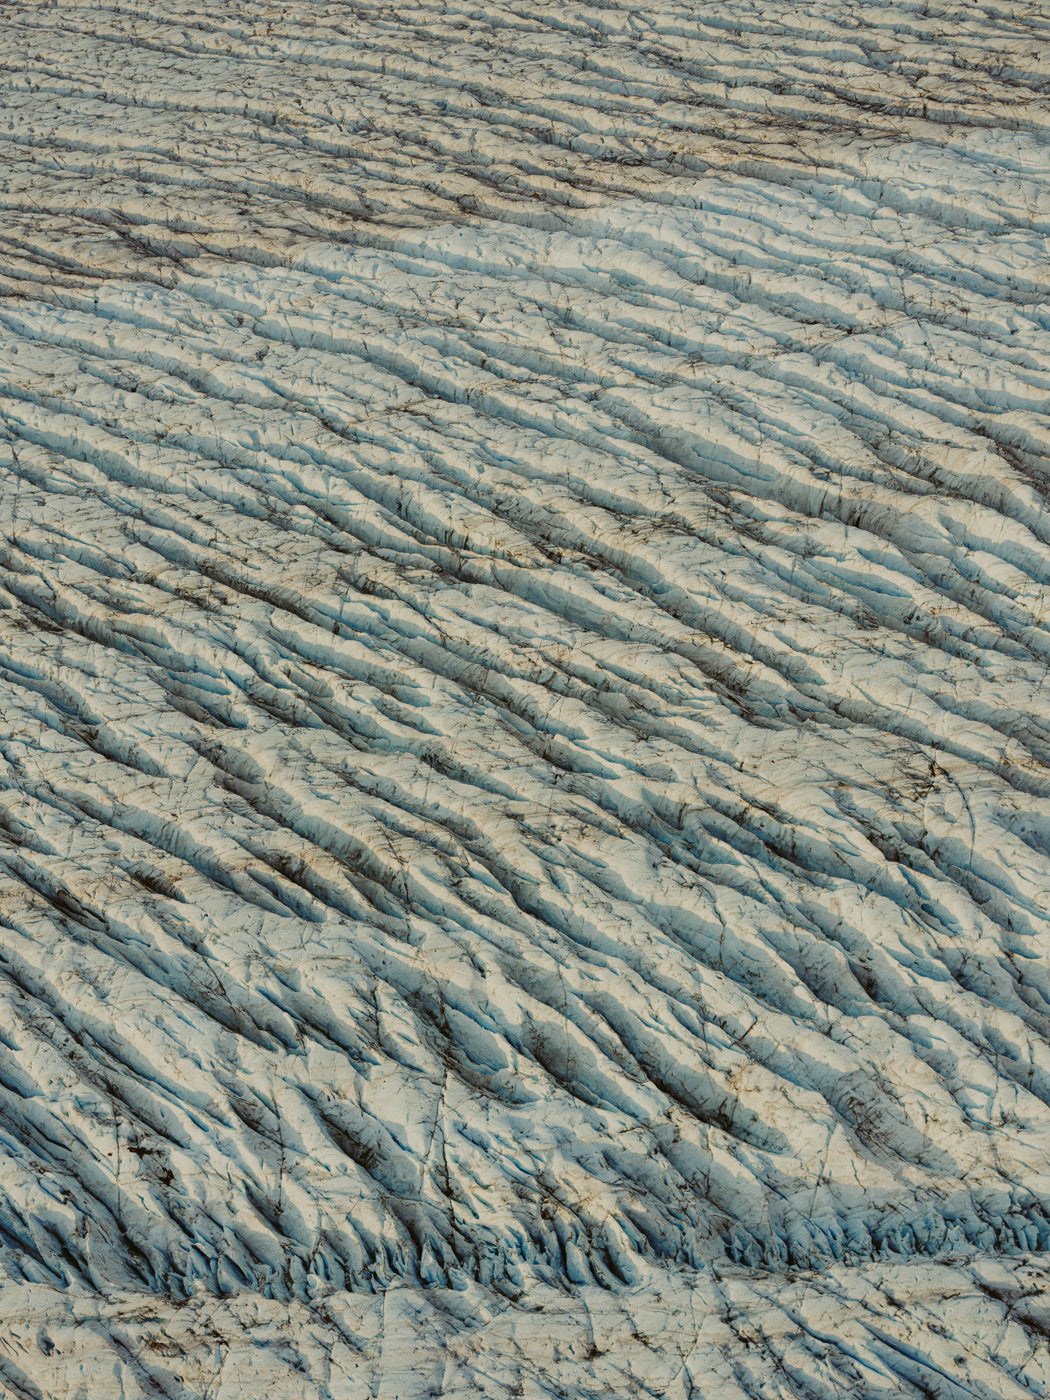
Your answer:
(0, 0), (1049, 1392)
(4, 1256), (1050, 1399)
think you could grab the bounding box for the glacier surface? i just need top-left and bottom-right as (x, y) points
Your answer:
(1, 0), (1050, 1393)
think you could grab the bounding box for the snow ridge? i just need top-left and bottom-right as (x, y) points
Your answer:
(1, 1), (1050, 1392)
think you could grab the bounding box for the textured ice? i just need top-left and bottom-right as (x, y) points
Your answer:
(1, 0), (1050, 1394)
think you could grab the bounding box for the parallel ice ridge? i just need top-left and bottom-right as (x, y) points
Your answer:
(5, 1255), (1050, 1400)
(0, 0), (1049, 1326)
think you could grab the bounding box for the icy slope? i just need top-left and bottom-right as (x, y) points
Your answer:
(1, 0), (1050, 1391)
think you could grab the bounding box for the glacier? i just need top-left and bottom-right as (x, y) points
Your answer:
(0, 0), (1050, 1394)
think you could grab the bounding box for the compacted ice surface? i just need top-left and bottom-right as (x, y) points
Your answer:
(1, 0), (1050, 1393)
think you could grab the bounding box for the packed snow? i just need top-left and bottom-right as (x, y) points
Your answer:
(0, 0), (1049, 1394)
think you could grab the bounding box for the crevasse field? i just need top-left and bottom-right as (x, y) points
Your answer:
(0, 1), (1049, 1395)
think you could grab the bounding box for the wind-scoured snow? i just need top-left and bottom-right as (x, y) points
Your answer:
(1, 0), (1050, 1393)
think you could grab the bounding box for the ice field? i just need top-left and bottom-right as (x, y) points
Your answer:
(0, 1), (1049, 1394)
